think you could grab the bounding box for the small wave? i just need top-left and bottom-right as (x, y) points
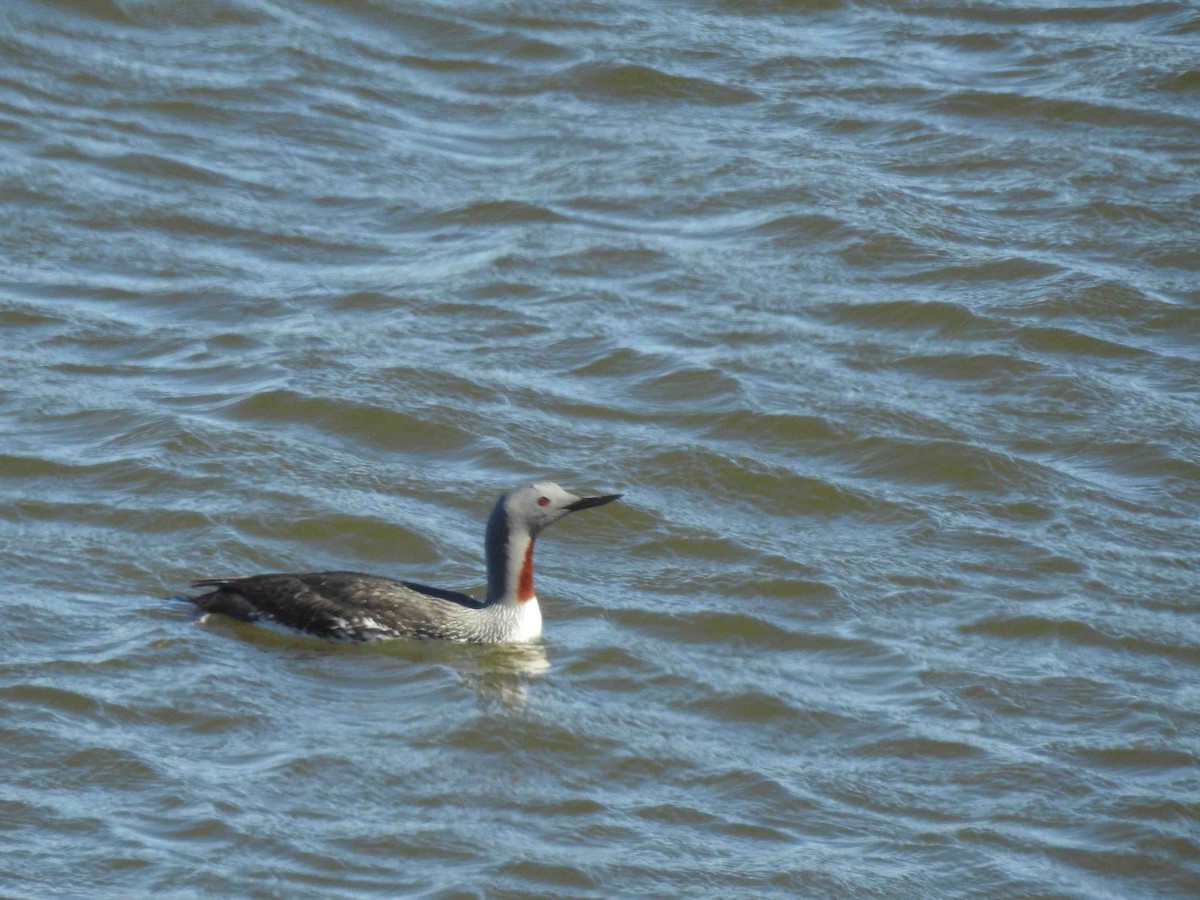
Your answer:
(1158, 68), (1200, 91)
(705, 409), (845, 446)
(38, 147), (239, 189)
(607, 607), (887, 657)
(891, 256), (1066, 285)
(961, 615), (1199, 663)
(890, 351), (1042, 382)
(929, 87), (1196, 131)
(687, 690), (854, 731)
(814, 298), (987, 336)
(497, 860), (598, 890)
(627, 445), (881, 518)
(847, 435), (1044, 494)
(222, 389), (473, 455)
(853, 735), (984, 760)
(547, 61), (759, 104)
(1071, 746), (1198, 769)
(907, 1), (1186, 27)
(1016, 323), (1148, 358)
(422, 199), (566, 227)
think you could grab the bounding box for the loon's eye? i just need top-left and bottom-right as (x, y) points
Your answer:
(537, 496), (550, 507)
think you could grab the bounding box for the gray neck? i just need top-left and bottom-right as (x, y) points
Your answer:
(484, 497), (534, 606)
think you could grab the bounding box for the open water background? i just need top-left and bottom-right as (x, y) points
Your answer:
(1, 0), (1198, 896)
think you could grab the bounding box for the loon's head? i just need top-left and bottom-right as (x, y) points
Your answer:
(498, 481), (622, 537)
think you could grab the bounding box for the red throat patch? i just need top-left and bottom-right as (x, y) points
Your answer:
(517, 540), (535, 602)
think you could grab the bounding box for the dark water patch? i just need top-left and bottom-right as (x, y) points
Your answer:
(686, 690), (796, 725)
(924, 29), (1016, 53)
(1159, 67), (1200, 92)
(222, 389), (471, 455)
(32, 0), (131, 25)
(51, 745), (160, 789)
(543, 61), (759, 105)
(1141, 305), (1200, 340)
(624, 557), (821, 607)
(686, 690), (854, 735)
(1072, 197), (1183, 228)
(940, 670), (1185, 734)
(421, 199), (565, 227)
(394, 52), (511, 76)
(716, 0), (848, 15)
(1118, 797), (1200, 825)
(905, 1), (1190, 27)
(232, 511), (440, 567)
(460, 280), (544, 301)
(94, 414), (215, 457)
(0, 452), (95, 480)
(39, 145), (241, 189)
(123, 97), (240, 125)
(511, 796), (609, 819)
(889, 350), (1043, 382)
(962, 615), (1200, 664)
(463, 27), (576, 65)
(685, 571), (838, 604)
(0, 682), (105, 719)
(847, 435), (1042, 494)
(1016, 323), (1148, 359)
(748, 211), (850, 245)
(1070, 745), (1198, 770)
(890, 255), (1066, 285)
(303, 0), (483, 46)
(633, 800), (799, 846)
(128, 808), (238, 845)
(607, 607), (887, 658)
(1140, 239), (1200, 271)
(979, 498), (1056, 522)
(1028, 437), (1200, 497)
(413, 298), (538, 327)
(570, 345), (676, 379)
(7, 499), (212, 536)
(928, 87), (1200, 132)
(1163, 9), (1200, 34)
(704, 409), (845, 448)
(534, 244), (671, 279)
(1019, 276), (1172, 323)
(634, 802), (716, 825)
(433, 715), (622, 761)
(628, 446), (883, 520)
(126, 208), (376, 258)
(688, 766), (810, 810)
(563, 663), (684, 698)
(0, 797), (49, 832)
(814, 298), (988, 337)
(937, 529), (1085, 577)
(562, 644), (658, 675)
(496, 859), (598, 890)
(328, 829), (485, 867)
(269, 752), (362, 783)
(372, 364), (499, 407)
(628, 365), (744, 409)
(1036, 836), (1193, 892)
(836, 229), (943, 269)
(854, 735), (983, 760)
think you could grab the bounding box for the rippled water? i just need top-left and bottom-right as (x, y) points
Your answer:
(2, 0), (1198, 896)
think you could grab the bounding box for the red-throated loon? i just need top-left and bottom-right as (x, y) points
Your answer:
(185, 482), (621, 643)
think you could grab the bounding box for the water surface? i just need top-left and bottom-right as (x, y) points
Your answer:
(1, 0), (1198, 896)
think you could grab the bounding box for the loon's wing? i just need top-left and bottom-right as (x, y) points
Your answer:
(187, 571), (481, 640)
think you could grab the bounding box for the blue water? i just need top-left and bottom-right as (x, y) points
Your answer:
(1, 0), (1198, 896)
